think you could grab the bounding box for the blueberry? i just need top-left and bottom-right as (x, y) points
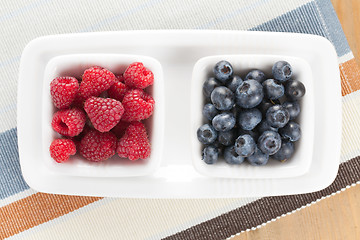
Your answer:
(213, 60), (233, 83)
(203, 77), (221, 98)
(202, 103), (219, 121)
(202, 145), (219, 164)
(258, 130), (282, 155)
(238, 129), (259, 141)
(227, 75), (243, 92)
(235, 80), (264, 108)
(257, 121), (278, 133)
(238, 108), (262, 131)
(285, 80), (306, 100)
(197, 124), (218, 144)
(247, 147), (269, 166)
(234, 134), (256, 157)
(224, 146), (245, 164)
(272, 140), (294, 162)
(282, 101), (300, 120)
(279, 121), (301, 142)
(259, 99), (280, 115)
(266, 105), (290, 128)
(262, 79), (284, 100)
(212, 112), (236, 132)
(218, 130), (236, 146)
(245, 69), (266, 83)
(272, 61), (292, 82)
(211, 86), (234, 111)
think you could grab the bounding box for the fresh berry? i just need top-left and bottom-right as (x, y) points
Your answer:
(238, 129), (259, 141)
(279, 121), (301, 142)
(213, 60), (233, 83)
(258, 130), (282, 155)
(49, 139), (76, 163)
(111, 120), (130, 138)
(197, 124), (218, 145)
(247, 146), (269, 166)
(108, 75), (128, 101)
(202, 103), (219, 121)
(245, 69), (266, 83)
(117, 122), (151, 161)
(259, 99), (280, 115)
(212, 112), (236, 132)
(235, 134), (256, 157)
(272, 61), (292, 82)
(122, 89), (155, 122)
(203, 77), (221, 99)
(235, 80), (264, 108)
(123, 62), (154, 89)
(79, 66), (116, 99)
(211, 86), (234, 111)
(227, 75), (243, 92)
(285, 80), (306, 100)
(272, 140), (294, 162)
(238, 108), (262, 131)
(202, 145), (219, 164)
(84, 97), (124, 132)
(218, 129), (236, 146)
(266, 105), (290, 128)
(224, 146), (244, 164)
(262, 79), (284, 100)
(79, 130), (117, 162)
(52, 108), (86, 137)
(50, 77), (79, 109)
(257, 121), (278, 133)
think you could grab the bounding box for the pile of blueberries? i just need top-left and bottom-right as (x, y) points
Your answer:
(197, 60), (306, 166)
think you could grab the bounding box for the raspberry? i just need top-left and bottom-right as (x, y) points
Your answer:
(117, 122), (151, 161)
(50, 77), (79, 109)
(111, 120), (130, 138)
(52, 108), (86, 137)
(108, 75), (128, 101)
(84, 97), (124, 132)
(123, 62), (154, 89)
(49, 139), (76, 163)
(79, 130), (117, 162)
(122, 89), (155, 122)
(79, 66), (115, 99)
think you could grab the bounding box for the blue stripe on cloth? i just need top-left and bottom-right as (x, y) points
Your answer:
(0, 128), (29, 199)
(251, 0), (350, 57)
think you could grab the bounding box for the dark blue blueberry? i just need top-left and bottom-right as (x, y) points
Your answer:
(238, 129), (259, 141)
(203, 77), (221, 99)
(235, 80), (264, 108)
(227, 75), (243, 92)
(212, 112), (236, 132)
(272, 61), (292, 82)
(247, 147), (269, 166)
(197, 124), (218, 144)
(202, 103), (219, 121)
(257, 121), (278, 133)
(266, 105), (290, 128)
(272, 140), (294, 162)
(259, 99), (280, 115)
(262, 79), (284, 100)
(245, 69), (266, 83)
(258, 130), (282, 155)
(218, 129), (236, 146)
(202, 145), (219, 164)
(213, 60), (233, 83)
(285, 80), (306, 100)
(234, 134), (256, 157)
(224, 146), (245, 164)
(238, 108), (262, 131)
(279, 121), (301, 142)
(282, 101), (300, 120)
(211, 86), (234, 111)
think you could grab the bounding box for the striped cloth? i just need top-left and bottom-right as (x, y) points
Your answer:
(1, 0), (359, 239)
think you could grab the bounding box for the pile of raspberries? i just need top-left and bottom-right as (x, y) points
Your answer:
(49, 62), (155, 163)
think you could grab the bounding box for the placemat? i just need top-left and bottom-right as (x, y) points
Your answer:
(1, 0), (359, 239)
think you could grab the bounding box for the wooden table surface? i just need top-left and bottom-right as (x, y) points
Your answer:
(234, 0), (360, 239)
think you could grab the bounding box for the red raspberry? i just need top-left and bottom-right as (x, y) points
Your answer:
(52, 108), (86, 137)
(50, 77), (79, 109)
(49, 139), (76, 163)
(122, 89), (155, 122)
(111, 120), (130, 138)
(108, 75), (128, 101)
(79, 66), (115, 99)
(84, 97), (124, 132)
(79, 130), (117, 162)
(117, 122), (151, 161)
(123, 62), (154, 89)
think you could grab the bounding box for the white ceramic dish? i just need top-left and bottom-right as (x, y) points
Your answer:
(191, 55), (314, 179)
(18, 30), (341, 198)
(42, 54), (164, 177)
